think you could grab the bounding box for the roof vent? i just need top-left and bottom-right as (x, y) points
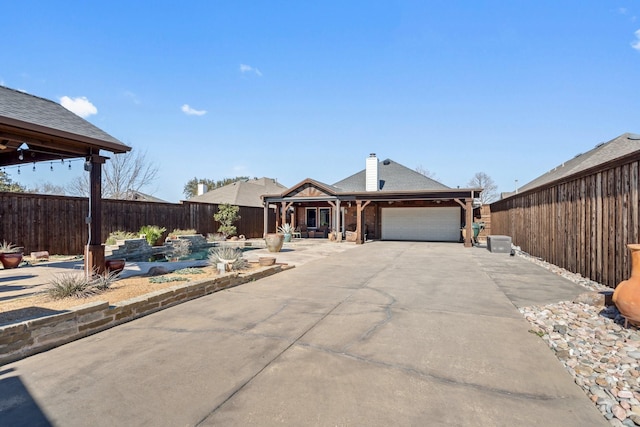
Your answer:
(594, 142), (605, 148)
(383, 159), (391, 165)
(366, 153), (379, 192)
(573, 152), (582, 158)
(628, 134), (640, 141)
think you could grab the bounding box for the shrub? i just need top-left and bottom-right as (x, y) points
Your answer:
(106, 230), (138, 245)
(207, 233), (226, 242)
(213, 204), (240, 238)
(173, 267), (205, 275)
(149, 276), (189, 284)
(139, 225), (167, 246)
(208, 247), (247, 271)
(170, 228), (198, 237)
(169, 239), (191, 258)
(47, 270), (120, 299)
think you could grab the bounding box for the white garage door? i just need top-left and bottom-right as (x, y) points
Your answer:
(381, 207), (460, 241)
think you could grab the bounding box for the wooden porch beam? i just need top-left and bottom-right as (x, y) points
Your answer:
(356, 200), (372, 244)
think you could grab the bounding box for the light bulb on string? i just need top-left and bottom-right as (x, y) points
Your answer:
(68, 162), (71, 170)
(17, 166), (20, 175)
(50, 162), (53, 172)
(32, 163), (36, 172)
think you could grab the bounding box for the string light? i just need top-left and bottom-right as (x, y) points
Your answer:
(68, 163), (71, 170)
(50, 162), (53, 172)
(17, 166), (20, 175)
(32, 163), (36, 172)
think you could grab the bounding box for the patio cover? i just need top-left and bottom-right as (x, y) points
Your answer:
(0, 85), (131, 274)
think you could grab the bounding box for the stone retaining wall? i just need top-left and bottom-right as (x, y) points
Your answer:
(0, 265), (288, 366)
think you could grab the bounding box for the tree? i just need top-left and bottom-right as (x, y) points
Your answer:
(29, 182), (66, 195)
(183, 177), (217, 198)
(67, 149), (159, 199)
(214, 204), (241, 238)
(0, 170), (25, 192)
(415, 165), (437, 180)
(467, 172), (498, 204)
(183, 176), (251, 198)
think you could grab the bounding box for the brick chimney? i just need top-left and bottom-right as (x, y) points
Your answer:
(366, 153), (378, 192)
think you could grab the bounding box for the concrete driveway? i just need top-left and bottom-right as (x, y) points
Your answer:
(0, 242), (606, 426)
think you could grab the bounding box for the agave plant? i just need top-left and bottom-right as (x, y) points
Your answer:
(0, 240), (23, 253)
(278, 223), (294, 234)
(208, 247), (247, 271)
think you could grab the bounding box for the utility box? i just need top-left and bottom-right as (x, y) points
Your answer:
(487, 235), (512, 253)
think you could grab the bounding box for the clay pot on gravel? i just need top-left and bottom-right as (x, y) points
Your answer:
(613, 244), (640, 326)
(0, 252), (23, 269)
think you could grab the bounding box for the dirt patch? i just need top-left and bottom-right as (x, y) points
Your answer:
(0, 265), (257, 326)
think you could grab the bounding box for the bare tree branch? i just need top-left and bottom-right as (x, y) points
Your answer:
(66, 149), (159, 199)
(467, 172), (498, 204)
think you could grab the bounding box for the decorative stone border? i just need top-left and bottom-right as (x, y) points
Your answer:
(0, 264), (289, 366)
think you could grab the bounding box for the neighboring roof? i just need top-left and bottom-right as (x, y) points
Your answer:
(123, 190), (169, 203)
(0, 85), (130, 167)
(518, 133), (640, 193)
(333, 158), (450, 192)
(188, 177), (287, 207)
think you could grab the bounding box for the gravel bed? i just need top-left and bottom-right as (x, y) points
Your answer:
(516, 247), (640, 426)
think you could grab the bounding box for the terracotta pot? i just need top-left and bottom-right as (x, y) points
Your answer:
(613, 244), (640, 326)
(259, 256), (276, 266)
(0, 252), (23, 269)
(264, 233), (284, 253)
(105, 259), (126, 274)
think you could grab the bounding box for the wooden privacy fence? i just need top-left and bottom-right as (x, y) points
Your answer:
(0, 192), (270, 255)
(490, 155), (640, 289)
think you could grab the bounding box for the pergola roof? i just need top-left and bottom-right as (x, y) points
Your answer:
(0, 85), (130, 167)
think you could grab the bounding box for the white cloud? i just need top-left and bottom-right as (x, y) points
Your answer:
(239, 63), (262, 76)
(181, 104), (207, 116)
(633, 29), (640, 50)
(59, 96), (98, 118)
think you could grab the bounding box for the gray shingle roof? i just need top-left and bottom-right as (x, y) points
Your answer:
(518, 133), (640, 193)
(0, 85), (126, 149)
(333, 158), (450, 192)
(188, 177), (287, 207)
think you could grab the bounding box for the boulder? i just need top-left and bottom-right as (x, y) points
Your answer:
(147, 266), (170, 276)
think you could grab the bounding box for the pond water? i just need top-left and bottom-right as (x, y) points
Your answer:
(127, 247), (258, 263)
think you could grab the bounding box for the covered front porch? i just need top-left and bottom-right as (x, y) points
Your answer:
(262, 179), (482, 247)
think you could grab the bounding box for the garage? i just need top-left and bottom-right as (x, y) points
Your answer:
(381, 207), (461, 241)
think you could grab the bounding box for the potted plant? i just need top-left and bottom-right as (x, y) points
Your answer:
(264, 233), (285, 253)
(278, 223), (294, 242)
(0, 240), (24, 269)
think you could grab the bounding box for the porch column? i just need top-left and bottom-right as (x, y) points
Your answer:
(263, 201), (269, 237)
(335, 199), (341, 241)
(356, 200), (371, 245)
(84, 154), (107, 276)
(464, 198), (473, 248)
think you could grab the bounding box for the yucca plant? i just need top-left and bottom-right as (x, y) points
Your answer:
(47, 272), (94, 299)
(208, 247), (247, 271)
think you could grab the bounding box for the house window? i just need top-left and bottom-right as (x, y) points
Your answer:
(319, 208), (331, 228)
(306, 208), (317, 228)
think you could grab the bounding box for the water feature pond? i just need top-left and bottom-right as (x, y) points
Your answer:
(127, 247), (258, 263)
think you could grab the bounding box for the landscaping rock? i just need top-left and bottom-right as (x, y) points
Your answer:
(147, 266), (170, 276)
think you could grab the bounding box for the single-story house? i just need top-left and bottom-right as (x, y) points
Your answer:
(188, 177), (286, 208)
(263, 154), (482, 247)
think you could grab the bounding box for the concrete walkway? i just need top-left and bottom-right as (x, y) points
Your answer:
(0, 242), (606, 426)
(0, 239), (354, 301)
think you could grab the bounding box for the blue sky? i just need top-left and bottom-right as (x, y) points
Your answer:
(1, 1), (639, 202)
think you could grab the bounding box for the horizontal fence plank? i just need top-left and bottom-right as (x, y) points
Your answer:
(0, 193), (270, 255)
